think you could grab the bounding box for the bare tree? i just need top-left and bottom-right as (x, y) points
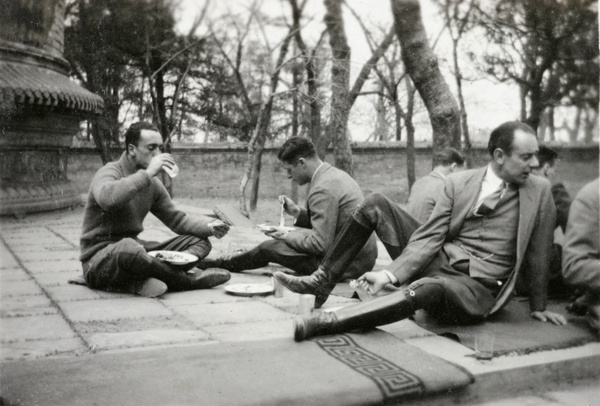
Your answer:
(319, 0), (395, 175)
(391, 0), (461, 154)
(437, 0), (476, 163)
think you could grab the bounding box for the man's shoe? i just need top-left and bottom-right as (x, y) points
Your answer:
(129, 278), (168, 298)
(273, 269), (333, 308)
(294, 291), (415, 341)
(196, 257), (224, 270)
(189, 268), (231, 289)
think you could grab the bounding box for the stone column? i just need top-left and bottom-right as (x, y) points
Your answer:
(0, 0), (103, 216)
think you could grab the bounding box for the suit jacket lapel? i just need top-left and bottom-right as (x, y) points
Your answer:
(448, 167), (486, 240)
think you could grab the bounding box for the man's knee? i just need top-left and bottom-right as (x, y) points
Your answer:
(256, 239), (285, 255)
(363, 192), (388, 208)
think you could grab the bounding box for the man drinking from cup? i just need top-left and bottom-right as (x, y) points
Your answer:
(79, 121), (230, 297)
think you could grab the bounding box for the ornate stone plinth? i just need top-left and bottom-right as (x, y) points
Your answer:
(0, 0), (103, 216)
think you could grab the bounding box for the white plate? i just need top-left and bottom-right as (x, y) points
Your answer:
(257, 224), (295, 232)
(224, 283), (274, 296)
(148, 250), (198, 265)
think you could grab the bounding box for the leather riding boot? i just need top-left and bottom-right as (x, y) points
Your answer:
(196, 249), (254, 272)
(274, 217), (375, 308)
(167, 268), (231, 291)
(273, 268), (330, 307)
(293, 291), (415, 341)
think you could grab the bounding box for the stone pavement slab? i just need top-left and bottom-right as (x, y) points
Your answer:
(59, 298), (173, 323)
(1, 203), (599, 406)
(1, 314), (78, 342)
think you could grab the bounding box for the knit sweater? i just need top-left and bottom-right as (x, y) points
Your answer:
(80, 152), (213, 262)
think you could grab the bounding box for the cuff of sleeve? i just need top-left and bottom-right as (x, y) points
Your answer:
(383, 270), (398, 285)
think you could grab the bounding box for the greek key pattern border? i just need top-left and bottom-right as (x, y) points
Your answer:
(314, 334), (423, 400)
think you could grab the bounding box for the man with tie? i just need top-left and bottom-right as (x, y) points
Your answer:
(201, 137), (377, 279)
(274, 121), (567, 341)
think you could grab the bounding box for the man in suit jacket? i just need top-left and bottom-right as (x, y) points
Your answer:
(201, 137), (377, 279)
(562, 178), (600, 335)
(406, 148), (466, 223)
(525, 145), (573, 296)
(274, 121), (566, 341)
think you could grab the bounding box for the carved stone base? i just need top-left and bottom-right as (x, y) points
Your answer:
(0, 180), (82, 216)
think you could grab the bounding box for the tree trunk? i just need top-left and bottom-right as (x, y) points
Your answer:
(243, 28), (294, 212)
(322, 0), (354, 176)
(451, 37), (472, 166)
(291, 54), (300, 203)
(390, 0), (460, 155)
(405, 77), (416, 191)
(583, 109), (597, 144)
(290, 0), (322, 152)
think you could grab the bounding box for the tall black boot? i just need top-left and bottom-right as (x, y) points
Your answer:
(274, 216), (374, 308)
(294, 291), (415, 341)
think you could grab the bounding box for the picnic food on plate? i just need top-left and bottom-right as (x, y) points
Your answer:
(154, 252), (186, 262)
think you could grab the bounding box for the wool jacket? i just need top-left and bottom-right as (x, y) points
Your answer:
(406, 170), (445, 223)
(562, 178), (600, 290)
(285, 163), (377, 275)
(387, 167), (556, 315)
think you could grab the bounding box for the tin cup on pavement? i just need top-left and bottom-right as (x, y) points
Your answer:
(299, 294), (316, 316)
(272, 276), (284, 298)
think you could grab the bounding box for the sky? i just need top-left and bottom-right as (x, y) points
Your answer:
(169, 0), (541, 144)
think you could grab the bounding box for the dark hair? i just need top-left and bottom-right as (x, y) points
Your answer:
(536, 145), (558, 167)
(487, 121), (535, 157)
(277, 136), (318, 163)
(433, 148), (465, 167)
(124, 121), (160, 150)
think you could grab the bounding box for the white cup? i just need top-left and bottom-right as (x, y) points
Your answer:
(272, 277), (284, 298)
(299, 294), (316, 316)
(163, 163), (179, 178)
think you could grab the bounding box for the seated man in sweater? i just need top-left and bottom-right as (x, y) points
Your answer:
(201, 137), (377, 279)
(79, 122), (231, 298)
(406, 147), (465, 223)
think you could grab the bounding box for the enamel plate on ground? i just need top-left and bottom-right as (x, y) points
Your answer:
(148, 250), (198, 265)
(257, 224), (295, 232)
(225, 283), (274, 296)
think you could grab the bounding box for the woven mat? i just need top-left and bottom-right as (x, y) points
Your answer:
(414, 298), (598, 357)
(2, 331), (472, 405)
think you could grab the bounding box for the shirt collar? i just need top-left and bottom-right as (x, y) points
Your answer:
(484, 164), (505, 189)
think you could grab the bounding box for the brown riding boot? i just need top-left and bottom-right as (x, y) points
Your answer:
(293, 291), (415, 341)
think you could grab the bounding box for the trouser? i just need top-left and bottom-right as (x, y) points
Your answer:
(82, 235), (211, 291)
(223, 239), (321, 275)
(320, 193), (422, 277)
(321, 193), (498, 324)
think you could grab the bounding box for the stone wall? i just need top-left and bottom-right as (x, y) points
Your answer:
(68, 143), (599, 202)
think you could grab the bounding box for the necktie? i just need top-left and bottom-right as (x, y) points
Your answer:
(475, 183), (506, 216)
